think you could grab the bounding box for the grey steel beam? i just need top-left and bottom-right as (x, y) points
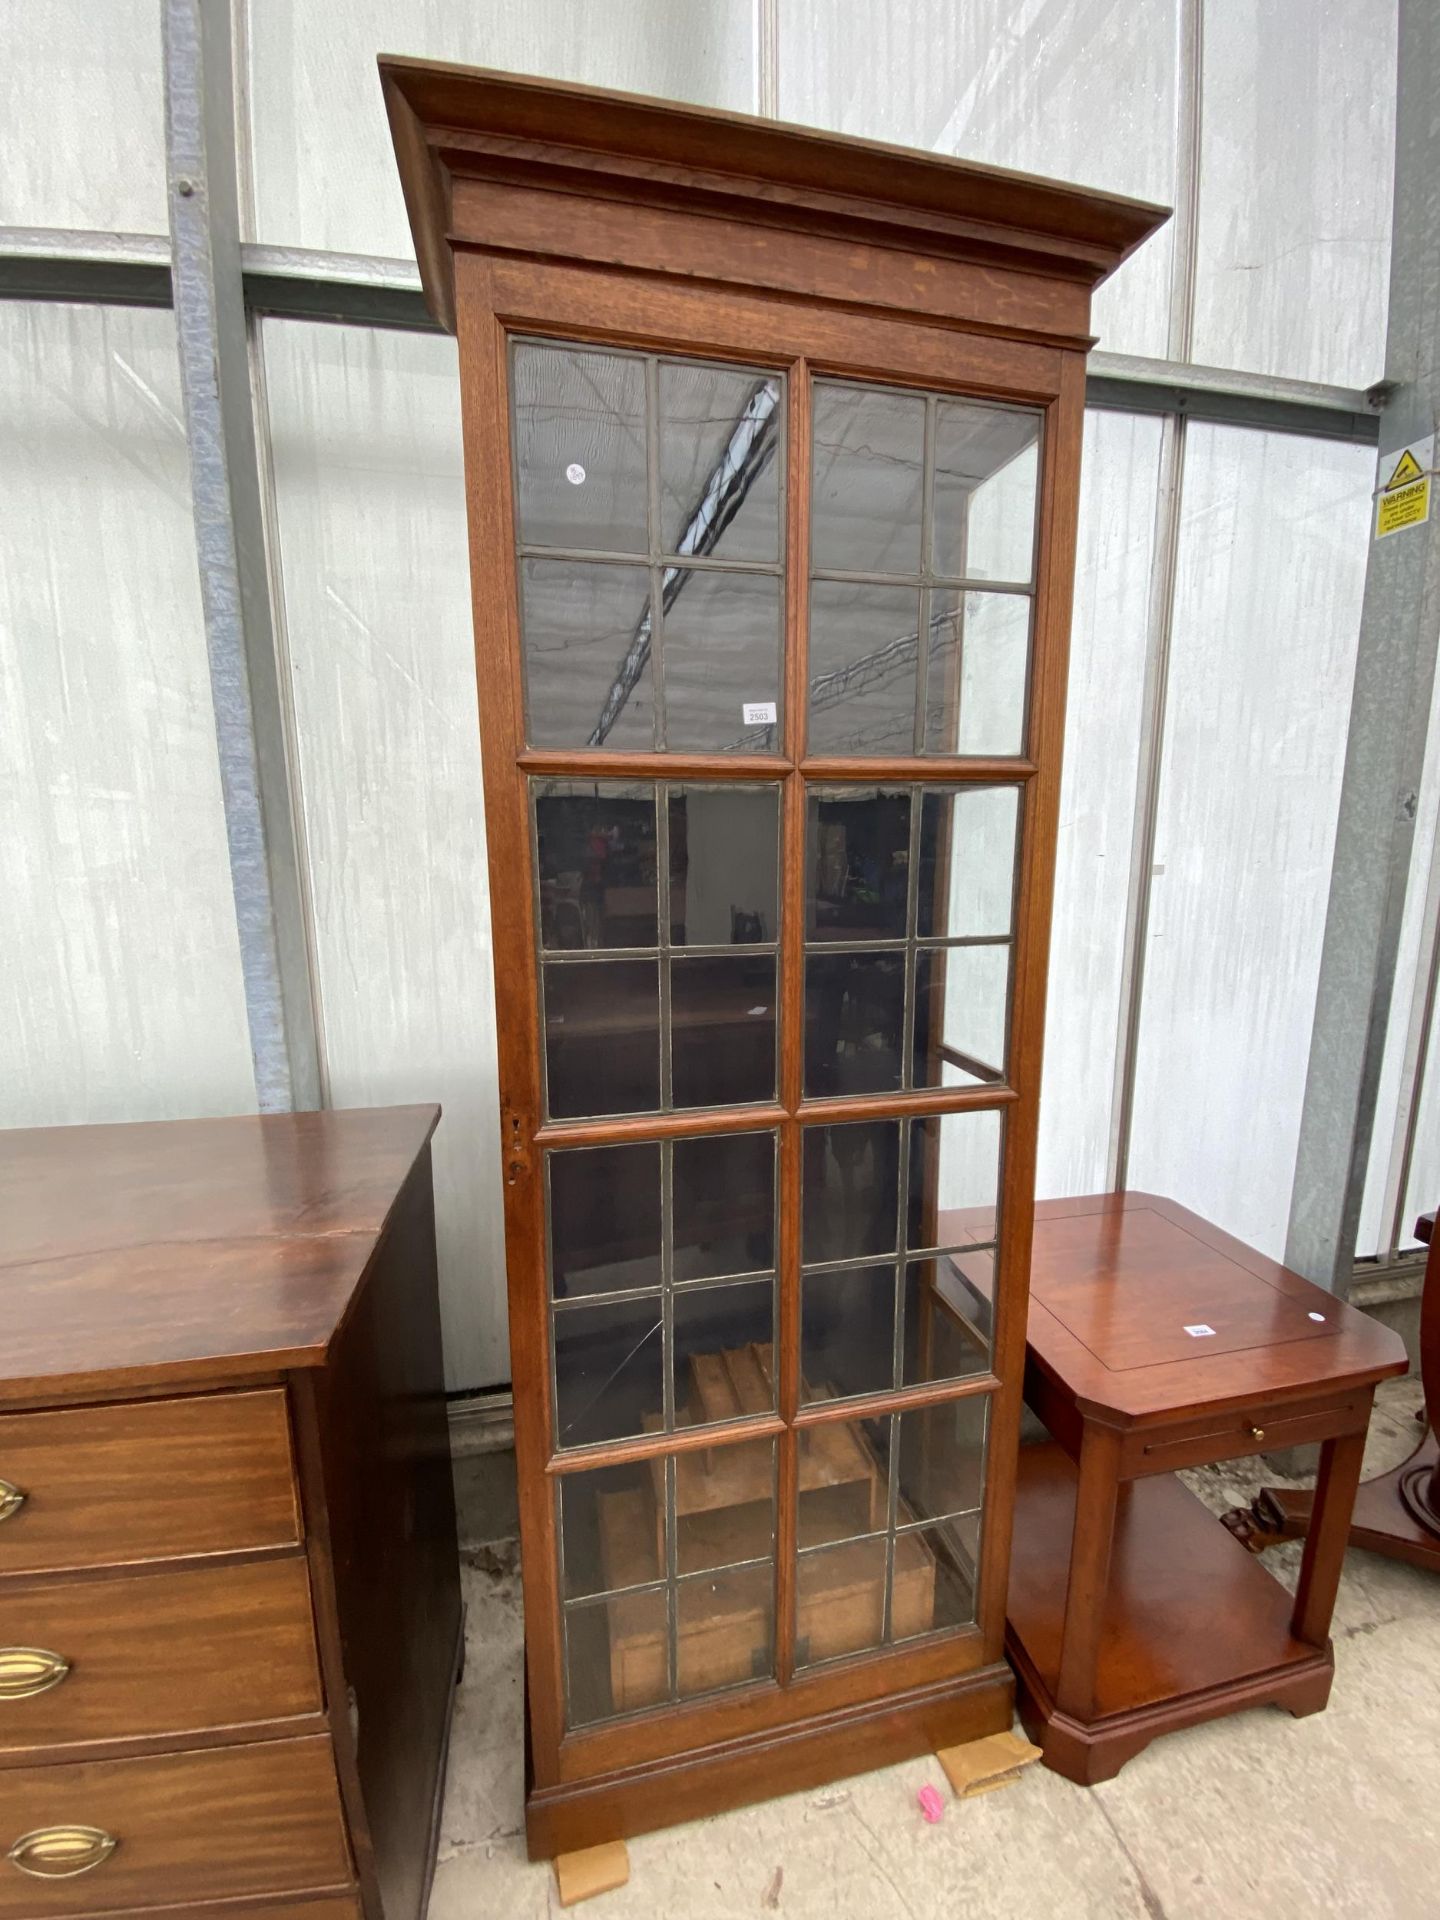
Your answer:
(239, 243), (437, 331)
(0, 230), (1389, 445)
(1106, 0), (1203, 1190)
(0, 228), (172, 305)
(1285, 0), (1440, 1292)
(163, 0), (321, 1112)
(1087, 352), (1380, 444)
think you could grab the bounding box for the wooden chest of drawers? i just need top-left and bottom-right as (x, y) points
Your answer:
(0, 1106), (462, 1920)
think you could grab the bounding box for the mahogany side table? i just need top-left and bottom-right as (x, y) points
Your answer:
(1004, 1192), (1407, 1785)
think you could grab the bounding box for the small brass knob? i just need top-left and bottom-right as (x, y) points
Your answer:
(1248, 1425), (1266, 1441)
(7, 1826), (116, 1879)
(0, 1481), (25, 1524)
(0, 1648), (71, 1700)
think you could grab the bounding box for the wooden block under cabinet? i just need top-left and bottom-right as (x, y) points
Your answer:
(0, 1107), (462, 1920)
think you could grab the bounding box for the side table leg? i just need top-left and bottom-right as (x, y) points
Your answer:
(1290, 1423), (1368, 1648)
(1054, 1425), (1122, 1720)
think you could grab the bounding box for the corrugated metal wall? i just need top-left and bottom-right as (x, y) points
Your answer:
(2, 0), (1424, 1393)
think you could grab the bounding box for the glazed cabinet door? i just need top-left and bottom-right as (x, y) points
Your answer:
(483, 323), (1048, 1763)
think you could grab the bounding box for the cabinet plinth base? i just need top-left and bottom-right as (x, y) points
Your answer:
(524, 1658), (1013, 1858)
(1006, 1445), (1334, 1785)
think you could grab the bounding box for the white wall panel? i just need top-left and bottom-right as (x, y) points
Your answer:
(1037, 409), (1163, 1199)
(1193, 0), (1396, 388)
(244, 0), (757, 258)
(262, 320), (506, 1391)
(0, 0), (168, 232)
(778, 0), (1179, 358)
(1127, 424), (1373, 1258)
(0, 302), (254, 1127)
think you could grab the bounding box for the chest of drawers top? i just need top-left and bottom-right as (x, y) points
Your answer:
(0, 1105), (440, 1409)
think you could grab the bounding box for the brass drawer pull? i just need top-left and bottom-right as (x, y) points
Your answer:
(0, 1480), (25, 1524)
(1248, 1425), (1266, 1441)
(0, 1648), (71, 1700)
(7, 1826), (116, 1878)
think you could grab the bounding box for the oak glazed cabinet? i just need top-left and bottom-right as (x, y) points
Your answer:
(382, 57), (1167, 1855)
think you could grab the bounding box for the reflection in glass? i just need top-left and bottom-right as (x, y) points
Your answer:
(674, 1281), (776, 1426)
(811, 382), (925, 575)
(548, 1142), (662, 1299)
(915, 787), (1020, 940)
(802, 1120), (900, 1265)
(891, 1522), (978, 1639)
(804, 951), (904, 1097)
(940, 1247), (996, 1347)
(901, 1257), (991, 1389)
(663, 569), (782, 752)
(800, 1264), (896, 1404)
(553, 1296), (664, 1449)
(676, 1565), (775, 1696)
(805, 788), (911, 942)
(793, 1394), (989, 1668)
(670, 954), (777, 1109)
(521, 558), (654, 751)
(912, 945), (1010, 1089)
(543, 959), (660, 1118)
(535, 783), (657, 950)
(565, 1589), (667, 1726)
(808, 579), (920, 757)
(559, 1455), (665, 1601)
(669, 786), (780, 947)
(907, 1109), (1003, 1252)
(674, 1436), (776, 1573)
(931, 401), (1039, 585)
(924, 590), (1030, 757)
(513, 343), (648, 554)
(659, 362), (782, 564)
(796, 1414), (891, 1549)
(796, 1536), (887, 1667)
(673, 1130), (775, 1281)
(560, 1435), (779, 1725)
(896, 1394), (988, 1525)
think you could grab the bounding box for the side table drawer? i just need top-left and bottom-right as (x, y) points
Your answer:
(0, 1392), (299, 1576)
(0, 1558), (321, 1758)
(0, 1736), (351, 1916)
(1124, 1391), (1369, 1476)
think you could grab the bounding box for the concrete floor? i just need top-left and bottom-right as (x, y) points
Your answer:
(437, 1378), (1437, 1919)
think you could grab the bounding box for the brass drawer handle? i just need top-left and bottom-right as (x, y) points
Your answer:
(0, 1480), (25, 1524)
(7, 1826), (117, 1878)
(0, 1648), (71, 1700)
(1248, 1425), (1266, 1441)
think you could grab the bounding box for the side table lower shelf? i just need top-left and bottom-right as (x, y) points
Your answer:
(1005, 1443), (1334, 1784)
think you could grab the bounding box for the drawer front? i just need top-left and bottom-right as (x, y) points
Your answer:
(1124, 1392), (1367, 1476)
(0, 1559), (321, 1759)
(0, 1736), (351, 1916)
(0, 1392), (299, 1576)
(89, 1902), (361, 1920)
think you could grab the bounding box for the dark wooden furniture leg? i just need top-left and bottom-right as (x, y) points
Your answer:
(1225, 1209), (1440, 1573)
(1290, 1426), (1367, 1650)
(1053, 1426), (1122, 1721)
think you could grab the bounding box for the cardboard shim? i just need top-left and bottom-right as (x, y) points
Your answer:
(554, 1839), (631, 1907)
(935, 1729), (1044, 1800)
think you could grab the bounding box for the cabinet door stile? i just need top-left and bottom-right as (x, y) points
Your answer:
(455, 256), (567, 1775)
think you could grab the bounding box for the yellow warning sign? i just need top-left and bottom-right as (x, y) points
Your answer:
(1387, 447), (1424, 487)
(1376, 435), (1433, 540)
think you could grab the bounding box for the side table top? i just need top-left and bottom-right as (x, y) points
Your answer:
(0, 1104), (440, 1405)
(1027, 1192), (1407, 1423)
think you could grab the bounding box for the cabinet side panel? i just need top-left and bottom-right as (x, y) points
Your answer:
(309, 1147), (463, 1920)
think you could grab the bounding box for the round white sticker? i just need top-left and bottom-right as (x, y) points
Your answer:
(565, 463), (586, 486)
